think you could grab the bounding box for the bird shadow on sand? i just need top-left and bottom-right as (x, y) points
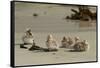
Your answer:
(28, 49), (58, 55)
(15, 43), (22, 45)
(28, 49), (58, 53)
(28, 46), (59, 54)
(15, 43), (85, 53)
(67, 50), (85, 52)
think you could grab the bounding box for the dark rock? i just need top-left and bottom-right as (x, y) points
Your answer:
(66, 6), (97, 21)
(33, 13), (38, 17)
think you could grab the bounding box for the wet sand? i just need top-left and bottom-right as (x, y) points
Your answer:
(14, 2), (97, 66)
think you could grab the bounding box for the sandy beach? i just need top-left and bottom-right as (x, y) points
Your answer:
(14, 2), (97, 66)
(15, 32), (96, 66)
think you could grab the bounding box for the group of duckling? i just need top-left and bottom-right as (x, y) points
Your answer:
(20, 28), (89, 52)
(61, 36), (89, 51)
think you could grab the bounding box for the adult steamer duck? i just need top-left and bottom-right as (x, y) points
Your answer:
(20, 28), (34, 49)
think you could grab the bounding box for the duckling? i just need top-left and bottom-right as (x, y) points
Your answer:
(81, 40), (89, 51)
(46, 34), (59, 51)
(67, 37), (74, 48)
(60, 36), (69, 48)
(73, 36), (81, 51)
(73, 37), (89, 51)
(20, 28), (33, 49)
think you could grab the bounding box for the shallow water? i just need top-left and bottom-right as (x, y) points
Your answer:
(15, 2), (96, 32)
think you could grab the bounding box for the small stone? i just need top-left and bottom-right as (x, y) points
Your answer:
(52, 53), (56, 55)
